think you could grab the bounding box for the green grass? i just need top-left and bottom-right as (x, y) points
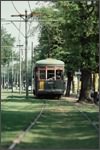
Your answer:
(1, 91), (45, 148)
(18, 100), (99, 149)
(1, 90), (99, 149)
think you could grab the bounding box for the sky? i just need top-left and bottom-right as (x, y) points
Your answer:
(1, 1), (52, 60)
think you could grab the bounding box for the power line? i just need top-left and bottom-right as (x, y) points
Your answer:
(18, 18), (22, 42)
(11, 10), (42, 98)
(27, 2), (39, 35)
(27, 1), (32, 34)
(1, 18), (25, 38)
(1, 46), (16, 47)
(27, 24), (40, 37)
(27, 20), (33, 35)
(11, 1), (24, 19)
(28, 1), (32, 13)
(11, 21), (25, 38)
(1, 18), (59, 22)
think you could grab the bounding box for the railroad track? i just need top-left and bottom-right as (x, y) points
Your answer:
(7, 97), (68, 150)
(7, 96), (99, 149)
(61, 97), (99, 133)
(8, 98), (47, 150)
(44, 97), (99, 134)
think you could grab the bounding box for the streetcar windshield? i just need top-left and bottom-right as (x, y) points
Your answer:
(40, 70), (46, 79)
(47, 70), (54, 79)
(56, 70), (63, 80)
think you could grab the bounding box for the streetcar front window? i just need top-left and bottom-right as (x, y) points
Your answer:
(40, 70), (46, 79)
(56, 70), (63, 80)
(47, 70), (54, 80)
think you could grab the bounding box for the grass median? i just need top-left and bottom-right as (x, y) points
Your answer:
(1, 90), (99, 149)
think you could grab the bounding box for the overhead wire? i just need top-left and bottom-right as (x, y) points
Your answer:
(11, 1), (24, 19)
(27, 24), (40, 38)
(16, 17), (25, 61)
(35, 1), (40, 5)
(10, 21), (25, 38)
(27, 1), (41, 36)
(27, 1), (35, 35)
(17, 17), (24, 60)
(28, 1), (32, 13)
(18, 17), (22, 43)
(11, 1), (39, 55)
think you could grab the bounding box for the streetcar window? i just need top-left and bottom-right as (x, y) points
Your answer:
(40, 70), (46, 79)
(47, 70), (54, 79)
(56, 70), (63, 80)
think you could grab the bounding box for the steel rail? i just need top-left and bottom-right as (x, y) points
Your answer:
(8, 98), (46, 150)
(62, 97), (99, 133)
(7, 97), (99, 150)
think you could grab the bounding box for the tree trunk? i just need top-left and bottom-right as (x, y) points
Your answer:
(92, 72), (96, 90)
(72, 80), (75, 93)
(7, 63), (9, 90)
(65, 72), (73, 97)
(78, 69), (91, 102)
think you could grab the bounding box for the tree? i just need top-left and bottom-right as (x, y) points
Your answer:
(76, 1), (99, 101)
(33, 6), (65, 61)
(1, 27), (15, 65)
(55, 1), (99, 101)
(34, 3), (84, 96)
(32, 1), (99, 101)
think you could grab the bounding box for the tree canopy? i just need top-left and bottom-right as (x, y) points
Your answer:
(1, 27), (15, 65)
(34, 1), (98, 73)
(33, 1), (99, 100)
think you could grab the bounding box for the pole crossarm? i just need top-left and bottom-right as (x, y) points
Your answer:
(11, 12), (42, 20)
(11, 14), (25, 18)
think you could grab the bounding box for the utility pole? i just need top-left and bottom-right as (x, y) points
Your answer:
(7, 63), (9, 90)
(25, 10), (28, 98)
(17, 44), (23, 94)
(12, 49), (13, 93)
(11, 10), (41, 98)
(3, 67), (5, 89)
(11, 10), (29, 98)
(31, 42), (33, 92)
(21, 48), (24, 91)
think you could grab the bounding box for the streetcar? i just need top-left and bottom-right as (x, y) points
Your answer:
(33, 58), (65, 98)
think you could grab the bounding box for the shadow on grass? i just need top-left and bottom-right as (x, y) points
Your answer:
(1, 107), (99, 149)
(1, 110), (42, 131)
(1, 109), (99, 133)
(2, 95), (61, 103)
(2, 95), (44, 103)
(8, 95), (34, 100)
(18, 135), (99, 149)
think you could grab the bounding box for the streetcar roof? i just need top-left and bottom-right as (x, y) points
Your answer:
(35, 58), (64, 66)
